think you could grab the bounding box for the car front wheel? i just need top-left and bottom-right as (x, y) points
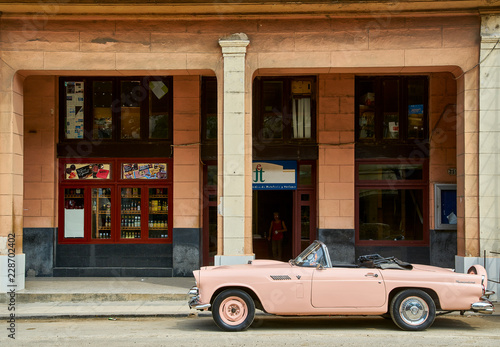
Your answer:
(390, 289), (436, 331)
(212, 289), (255, 332)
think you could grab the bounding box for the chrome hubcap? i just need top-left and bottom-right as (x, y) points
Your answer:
(399, 296), (429, 326)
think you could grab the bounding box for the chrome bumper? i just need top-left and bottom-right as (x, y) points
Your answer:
(471, 300), (494, 314)
(188, 286), (211, 311)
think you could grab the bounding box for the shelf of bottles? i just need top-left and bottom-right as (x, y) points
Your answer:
(121, 187), (142, 239)
(91, 188), (112, 239)
(149, 188), (168, 239)
(64, 188), (85, 209)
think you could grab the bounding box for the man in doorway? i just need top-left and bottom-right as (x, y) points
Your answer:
(268, 212), (287, 260)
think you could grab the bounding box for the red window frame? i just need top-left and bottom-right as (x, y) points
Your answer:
(355, 158), (429, 247)
(58, 158), (173, 244)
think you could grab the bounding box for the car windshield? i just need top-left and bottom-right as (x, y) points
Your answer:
(292, 241), (330, 268)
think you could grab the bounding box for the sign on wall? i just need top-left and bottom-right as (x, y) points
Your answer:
(252, 161), (297, 190)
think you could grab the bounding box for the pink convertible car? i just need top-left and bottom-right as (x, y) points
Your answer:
(188, 240), (494, 331)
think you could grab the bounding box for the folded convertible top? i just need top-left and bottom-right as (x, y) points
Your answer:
(358, 254), (413, 270)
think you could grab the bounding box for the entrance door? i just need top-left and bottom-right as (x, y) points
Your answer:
(253, 190), (293, 261)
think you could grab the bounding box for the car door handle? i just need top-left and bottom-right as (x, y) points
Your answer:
(365, 273), (378, 277)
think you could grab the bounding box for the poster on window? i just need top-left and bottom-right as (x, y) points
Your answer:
(252, 161), (297, 190)
(65, 81), (85, 139)
(122, 163), (168, 179)
(65, 163), (111, 180)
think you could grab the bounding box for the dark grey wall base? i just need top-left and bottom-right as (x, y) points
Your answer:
(53, 267), (172, 277)
(318, 229), (356, 264)
(55, 244), (173, 276)
(173, 228), (201, 277)
(430, 229), (457, 268)
(23, 228), (55, 277)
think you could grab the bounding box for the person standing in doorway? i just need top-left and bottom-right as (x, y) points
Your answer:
(268, 212), (287, 260)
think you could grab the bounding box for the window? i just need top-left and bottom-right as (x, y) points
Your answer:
(356, 76), (428, 143)
(356, 159), (428, 245)
(59, 158), (172, 244)
(59, 76), (173, 156)
(254, 77), (316, 143)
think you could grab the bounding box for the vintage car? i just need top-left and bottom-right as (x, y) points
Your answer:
(188, 240), (494, 332)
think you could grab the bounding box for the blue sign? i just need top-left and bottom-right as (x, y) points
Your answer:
(252, 161), (297, 190)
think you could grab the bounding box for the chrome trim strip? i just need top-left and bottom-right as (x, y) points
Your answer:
(192, 303), (211, 310)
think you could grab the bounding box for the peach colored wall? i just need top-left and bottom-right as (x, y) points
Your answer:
(317, 74), (355, 230)
(172, 75), (202, 229)
(0, 71), (25, 251)
(429, 73), (458, 230)
(0, 14), (481, 257)
(22, 76), (57, 229)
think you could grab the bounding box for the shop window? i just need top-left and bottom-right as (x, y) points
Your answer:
(356, 76), (428, 144)
(59, 77), (172, 156)
(59, 159), (172, 244)
(356, 160), (428, 245)
(254, 77), (316, 144)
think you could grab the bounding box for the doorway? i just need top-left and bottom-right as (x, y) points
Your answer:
(252, 190), (293, 261)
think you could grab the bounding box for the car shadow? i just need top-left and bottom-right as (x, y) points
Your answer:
(176, 314), (476, 332)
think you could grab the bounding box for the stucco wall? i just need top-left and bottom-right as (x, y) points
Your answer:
(0, 14), (482, 262)
(23, 76), (57, 229)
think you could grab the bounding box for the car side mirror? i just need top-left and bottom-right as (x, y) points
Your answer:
(316, 263), (325, 270)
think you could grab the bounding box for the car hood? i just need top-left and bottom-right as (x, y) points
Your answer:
(202, 259), (290, 271)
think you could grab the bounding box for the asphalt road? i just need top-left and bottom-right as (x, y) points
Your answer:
(2, 314), (499, 346)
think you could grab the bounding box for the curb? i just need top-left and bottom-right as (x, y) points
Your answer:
(0, 293), (189, 304)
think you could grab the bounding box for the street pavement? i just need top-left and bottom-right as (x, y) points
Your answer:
(1, 276), (497, 320)
(2, 315), (500, 346)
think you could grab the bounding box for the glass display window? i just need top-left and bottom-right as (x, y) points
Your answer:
(91, 187), (113, 240)
(148, 187), (169, 239)
(355, 159), (429, 246)
(59, 158), (172, 244)
(120, 187), (143, 240)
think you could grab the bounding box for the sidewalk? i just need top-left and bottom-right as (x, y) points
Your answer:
(1, 277), (202, 319)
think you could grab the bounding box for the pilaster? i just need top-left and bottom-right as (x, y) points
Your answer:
(215, 33), (254, 265)
(479, 14), (500, 257)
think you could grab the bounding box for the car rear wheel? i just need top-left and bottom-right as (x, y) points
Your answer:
(390, 289), (436, 331)
(212, 289), (255, 332)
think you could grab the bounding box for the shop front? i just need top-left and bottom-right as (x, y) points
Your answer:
(53, 75), (176, 276)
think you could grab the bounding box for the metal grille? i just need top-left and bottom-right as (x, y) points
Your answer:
(270, 275), (291, 281)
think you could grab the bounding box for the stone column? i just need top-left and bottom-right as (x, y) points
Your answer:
(215, 33), (253, 265)
(479, 15), (500, 256)
(477, 14), (500, 299)
(0, 66), (25, 291)
(457, 14), (500, 301)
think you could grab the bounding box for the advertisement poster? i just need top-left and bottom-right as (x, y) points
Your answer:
(122, 163), (168, 179)
(65, 81), (85, 139)
(65, 163), (111, 180)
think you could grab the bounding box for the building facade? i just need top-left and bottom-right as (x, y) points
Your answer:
(0, 1), (498, 298)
